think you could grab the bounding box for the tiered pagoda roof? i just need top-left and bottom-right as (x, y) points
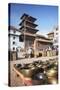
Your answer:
(20, 13), (37, 22)
(19, 13), (38, 34)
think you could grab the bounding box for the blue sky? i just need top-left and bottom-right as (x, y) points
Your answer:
(9, 3), (58, 34)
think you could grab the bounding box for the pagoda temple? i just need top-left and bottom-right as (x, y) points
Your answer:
(19, 13), (38, 50)
(19, 13), (53, 57)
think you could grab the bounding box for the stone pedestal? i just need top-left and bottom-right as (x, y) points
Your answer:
(12, 52), (17, 60)
(8, 51), (17, 61)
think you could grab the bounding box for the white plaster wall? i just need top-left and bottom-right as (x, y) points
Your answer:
(53, 28), (58, 46)
(9, 35), (24, 51)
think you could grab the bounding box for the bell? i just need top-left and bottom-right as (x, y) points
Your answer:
(32, 72), (48, 85)
(46, 69), (57, 77)
(48, 78), (58, 84)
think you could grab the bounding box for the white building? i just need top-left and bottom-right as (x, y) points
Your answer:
(47, 26), (59, 49)
(53, 27), (58, 48)
(8, 26), (24, 52)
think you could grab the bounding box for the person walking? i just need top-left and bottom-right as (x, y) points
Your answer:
(27, 47), (32, 58)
